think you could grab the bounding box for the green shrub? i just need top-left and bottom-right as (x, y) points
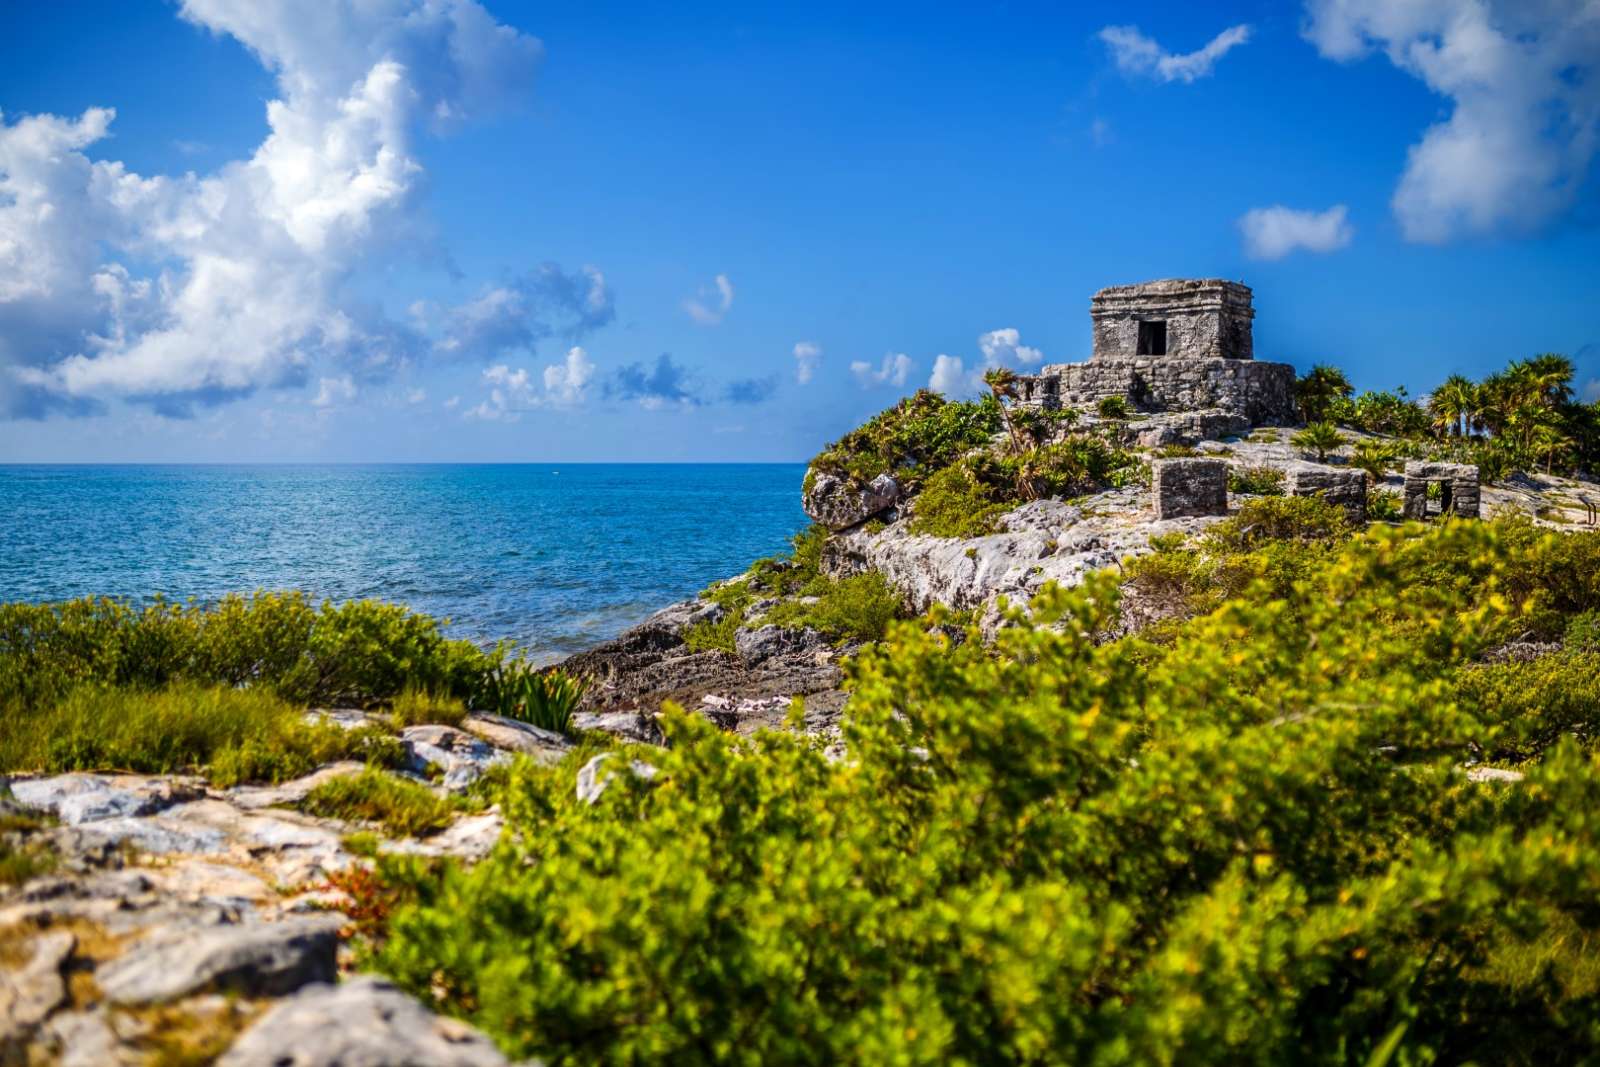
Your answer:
(1204, 495), (1352, 552)
(368, 521), (1600, 1065)
(1456, 651), (1600, 762)
(1226, 465), (1284, 496)
(683, 612), (742, 654)
(806, 391), (1002, 490)
(0, 592), (496, 713)
(1153, 443), (1200, 458)
(299, 768), (457, 837)
(479, 665), (586, 735)
(765, 573), (905, 644)
(0, 682), (403, 786)
(1568, 610), (1600, 651)
(1290, 421), (1343, 462)
(908, 462), (1008, 538)
(389, 687), (468, 729)
(1096, 395), (1131, 420)
(1368, 487), (1404, 521)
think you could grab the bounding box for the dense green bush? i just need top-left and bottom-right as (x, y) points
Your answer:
(0, 682), (404, 786)
(299, 768), (458, 837)
(907, 462), (1009, 538)
(478, 664), (587, 734)
(806, 391), (1002, 490)
(367, 519), (1600, 1064)
(764, 572), (905, 644)
(1227, 464), (1284, 496)
(0, 592), (495, 712)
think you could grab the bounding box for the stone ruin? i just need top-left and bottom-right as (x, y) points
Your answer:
(1016, 279), (1296, 430)
(1152, 458), (1228, 519)
(1402, 461), (1480, 520)
(1285, 462), (1368, 524)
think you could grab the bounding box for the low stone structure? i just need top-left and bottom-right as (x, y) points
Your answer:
(1403, 461), (1480, 519)
(1091, 278), (1255, 361)
(1015, 279), (1296, 429)
(1285, 462), (1368, 523)
(1152, 458), (1228, 519)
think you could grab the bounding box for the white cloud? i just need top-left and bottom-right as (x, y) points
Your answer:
(792, 341), (821, 384)
(1238, 204), (1354, 259)
(466, 345), (594, 420)
(1582, 378), (1599, 404)
(1303, 0), (1600, 243)
(978, 327), (1043, 368)
(851, 352), (913, 389)
(1099, 23), (1252, 83)
(930, 354), (984, 398)
(405, 387), (426, 405)
(683, 273), (734, 326)
(0, 0), (544, 419)
(312, 374), (356, 408)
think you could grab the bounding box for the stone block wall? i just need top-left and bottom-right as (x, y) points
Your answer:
(1152, 458), (1228, 519)
(1015, 358), (1295, 425)
(1402, 461), (1480, 520)
(1091, 279), (1254, 361)
(1284, 462), (1367, 523)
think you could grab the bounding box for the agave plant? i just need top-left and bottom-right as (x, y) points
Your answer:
(481, 661), (587, 735)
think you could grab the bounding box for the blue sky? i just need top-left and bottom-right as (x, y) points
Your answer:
(1, 0), (1596, 462)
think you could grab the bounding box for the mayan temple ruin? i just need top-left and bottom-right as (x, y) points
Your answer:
(1016, 278), (1297, 435)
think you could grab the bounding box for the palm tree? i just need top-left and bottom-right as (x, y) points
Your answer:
(1291, 421), (1343, 463)
(1530, 420), (1573, 475)
(983, 368), (1027, 456)
(1295, 364), (1353, 424)
(1427, 375), (1477, 438)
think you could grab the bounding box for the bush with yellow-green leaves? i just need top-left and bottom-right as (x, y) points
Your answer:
(365, 516), (1600, 1065)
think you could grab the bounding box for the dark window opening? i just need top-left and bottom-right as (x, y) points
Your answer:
(1137, 320), (1167, 356)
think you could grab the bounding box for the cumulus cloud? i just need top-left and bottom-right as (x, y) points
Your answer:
(929, 354), (982, 398)
(464, 345), (593, 421)
(851, 352), (914, 389)
(724, 376), (778, 405)
(1099, 23), (1252, 83)
(606, 353), (701, 409)
(1303, 0), (1600, 243)
(682, 274), (734, 326)
(792, 341), (821, 384)
(0, 0), (545, 419)
(1238, 204), (1354, 259)
(978, 327), (1044, 367)
(434, 263), (612, 361)
(312, 375), (356, 408)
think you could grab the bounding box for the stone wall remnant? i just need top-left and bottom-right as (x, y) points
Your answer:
(1284, 462), (1367, 523)
(1402, 461), (1480, 520)
(1152, 458), (1228, 519)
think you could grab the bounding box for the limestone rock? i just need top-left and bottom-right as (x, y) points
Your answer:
(96, 915), (343, 1004)
(802, 469), (901, 531)
(575, 753), (659, 805)
(218, 977), (511, 1067)
(461, 713), (572, 764)
(0, 930), (74, 1046)
(9, 773), (201, 826)
(734, 624), (825, 667)
(401, 725), (510, 791)
(569, 709), (663, 744)
(228, 762), (367, 810)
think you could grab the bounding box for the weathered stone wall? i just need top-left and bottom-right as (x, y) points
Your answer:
(1091, 278), (1254, 361)
(1015, 357), (1295, 425)
(1151, 458), (1228, 519)
(1285, 462), (1367, 523)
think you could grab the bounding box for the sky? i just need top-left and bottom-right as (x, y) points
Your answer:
(1, 0), (1597, 463)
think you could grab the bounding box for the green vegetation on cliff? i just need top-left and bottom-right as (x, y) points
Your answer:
(359, 515), (1600, 1064)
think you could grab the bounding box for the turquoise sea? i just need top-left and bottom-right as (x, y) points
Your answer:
(0, 464), (808, 660)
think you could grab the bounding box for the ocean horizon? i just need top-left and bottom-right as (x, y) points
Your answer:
(0, 463), (809, 661)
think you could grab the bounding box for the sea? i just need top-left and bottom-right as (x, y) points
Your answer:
(0, 464), (809, 662)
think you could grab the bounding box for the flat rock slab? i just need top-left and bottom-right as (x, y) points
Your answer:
(228, 762), (367, 810)
(402, 725), (511, 790)
(10, 773), (202, 825)
(461, 713), (571, 763)
(96, 915), (343, 1005)
(218, 977), (511, 1067)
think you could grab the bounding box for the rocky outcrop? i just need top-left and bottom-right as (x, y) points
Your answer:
(802, 470), (901, 531)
